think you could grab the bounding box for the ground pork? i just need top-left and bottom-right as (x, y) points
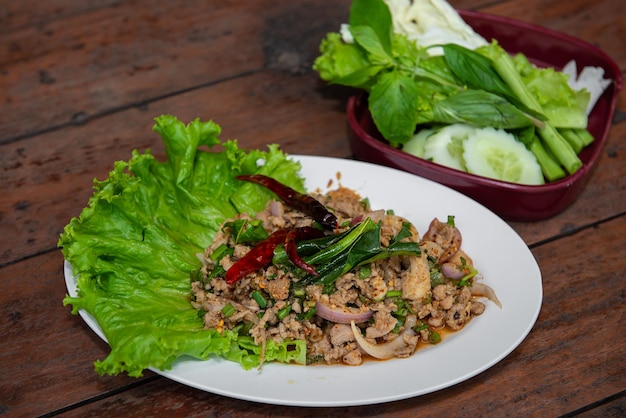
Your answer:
(191, 185), (492, 367)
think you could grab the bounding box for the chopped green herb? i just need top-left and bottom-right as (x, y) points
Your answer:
(358, 265), (371, 279)
(458, 267), (478, 287)
(210, 243), (232, 262)
(430, 269), (444, 288)
(393, 298), (414, 317)
(276, 304), (292, 320)
(297, 307), (317, 321)
(307, 354), (324, 365)
(385, 289), (402, 298)
(223, 219), (268, 245)
(413, 322), (429, 332)
(251, 290), (267, 309)
(221, 303), (236, 318)
(429, 331), (442, 344)
(292, 286), (306, 298)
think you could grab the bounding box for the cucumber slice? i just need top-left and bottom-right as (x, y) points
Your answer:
(423, 124), (475, 171)
(403, 128), (436, 158)
(463, 127), (544, 185)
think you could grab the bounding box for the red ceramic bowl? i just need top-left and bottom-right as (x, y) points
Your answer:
(347, 10), (622, 222)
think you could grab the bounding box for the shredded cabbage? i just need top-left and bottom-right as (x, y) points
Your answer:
(384, 0), (488, 54)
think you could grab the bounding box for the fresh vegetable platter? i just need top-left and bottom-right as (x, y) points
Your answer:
(314, 0), (619, 187)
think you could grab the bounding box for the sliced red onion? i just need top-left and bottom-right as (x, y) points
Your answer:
(270, 200), (284, 217)
(315, 301), (373, 324)
(350, 315), (417, 360)
(349, 209), (385, 226)
(350, 215), (363, 225)
(471, 282), (502, 308)
(441, 262), (468, 280)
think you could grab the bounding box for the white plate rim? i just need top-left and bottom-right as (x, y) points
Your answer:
(64, 155), (543, 407)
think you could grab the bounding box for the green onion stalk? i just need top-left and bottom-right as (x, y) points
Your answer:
(491, 51), (582, 177)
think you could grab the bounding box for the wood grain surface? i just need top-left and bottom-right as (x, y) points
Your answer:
(1, 0), (624, 416)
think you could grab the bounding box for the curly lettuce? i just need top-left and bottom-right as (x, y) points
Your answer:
(509, 51), (589, 129)
(60, 115), (306, 377)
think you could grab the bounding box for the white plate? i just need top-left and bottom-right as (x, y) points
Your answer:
(64, 155), (542, 407)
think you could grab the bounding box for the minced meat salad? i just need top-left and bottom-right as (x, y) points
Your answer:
(191, 174), (500, 367)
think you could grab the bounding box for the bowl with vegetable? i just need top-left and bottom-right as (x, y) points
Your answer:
(315, 0), (621, 221)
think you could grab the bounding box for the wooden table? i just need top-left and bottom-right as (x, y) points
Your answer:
(2, 1), (624, 416)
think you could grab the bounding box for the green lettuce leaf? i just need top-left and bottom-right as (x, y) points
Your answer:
(60, 115), (306, 377)
(478, 44), (589, 129)
(513, 52), (589, 128)
(313, 32), (376, 89)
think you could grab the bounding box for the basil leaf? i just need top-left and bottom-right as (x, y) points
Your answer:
(350, 25), (392, 65)
(223, 219), (268, 244)
(331, 64), (385, 89)
(369, 70), (420, 146)
(443, 44), (547, 122)
(356, 242), (422, 267)
(390, 221), (414, 244)
(432, 90), (541, 129)
(443, 44), (513, 99)
(316, 252), (350, 286)
(304, 219), (377, 266)
(341, 222), (382, 273)
(349, 0), (393, 55)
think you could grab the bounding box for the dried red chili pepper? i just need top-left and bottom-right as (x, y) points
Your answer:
(236, 174), (338, 230)
(225, 229), (289, 285)
(285, 226), (325, 275)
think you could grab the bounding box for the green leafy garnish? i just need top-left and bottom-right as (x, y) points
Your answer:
(313, 0), (545, 146)
(223, 219), (269, 245)
(313, 0), (592, 180)
(295, 218), (421, 288)
(59, 115), (306, 376)
(221, 303), (237, 318)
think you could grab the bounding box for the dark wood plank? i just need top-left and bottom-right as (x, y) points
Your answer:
(481, 0), (624, 66)
(573, 394), (626, 418)
(4, 0), (623, 144)
(25, 215), (626, 417)
(0, 70), (352, 266)
(0, 0), (351, 143)
(0, 250), (152, 418)
(0, 1), (120, 34)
